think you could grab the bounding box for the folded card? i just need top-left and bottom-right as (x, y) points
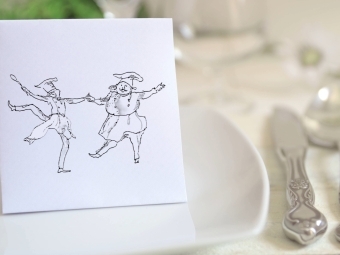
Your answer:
(0, 19), (187, 214)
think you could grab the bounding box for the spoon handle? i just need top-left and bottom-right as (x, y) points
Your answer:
(335, 142), (340, 242)
(281, 147), (328, 245)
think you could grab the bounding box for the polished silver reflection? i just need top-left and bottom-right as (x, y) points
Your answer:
(304, 82), (340, 242)
(272, 107), (328, 245)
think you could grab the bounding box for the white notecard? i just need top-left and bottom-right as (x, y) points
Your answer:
(0, 19), (187, 214)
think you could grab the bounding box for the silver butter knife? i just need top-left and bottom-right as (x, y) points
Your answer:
(272, 107), (328, 245)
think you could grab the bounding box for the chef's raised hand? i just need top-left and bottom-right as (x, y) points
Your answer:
(155, 83), (166, 92)
(21, 86), (30, 96)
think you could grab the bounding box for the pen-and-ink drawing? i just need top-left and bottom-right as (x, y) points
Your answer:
(7, 72), (166, 172)
(86, 72), (165, 163)
(8, 75), (85, 173)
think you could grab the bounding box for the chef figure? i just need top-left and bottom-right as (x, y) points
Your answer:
(86, 72), (165, 163)
(8, 76), (86, 173)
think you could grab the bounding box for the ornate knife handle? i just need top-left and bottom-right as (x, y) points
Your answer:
(280, 147), (327, 245)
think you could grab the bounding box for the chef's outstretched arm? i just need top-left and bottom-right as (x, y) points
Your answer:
(141, 83), (166, 99)
(92, 98), (106, 105)
(64, 93), (97, 104)
(64, 98), (85, 104)
(85, 93), (108, 105)
(22, 86), (48, 102)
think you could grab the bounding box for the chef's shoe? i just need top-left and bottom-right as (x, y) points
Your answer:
(58, 168), (71, 173)
(89, 153), (101, 158)
(8, 101), (15, 111)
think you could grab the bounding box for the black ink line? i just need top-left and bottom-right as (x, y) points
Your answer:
(86, 71), (165, 163)
(8, 74), (86, 173)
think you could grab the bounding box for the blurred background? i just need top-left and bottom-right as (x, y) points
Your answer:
(1, 0), (340, 114)
(3, 1), (340, 253)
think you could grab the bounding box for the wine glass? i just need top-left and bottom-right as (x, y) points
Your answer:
(95, 0), (141, 18)
(145, 0), (266, 109)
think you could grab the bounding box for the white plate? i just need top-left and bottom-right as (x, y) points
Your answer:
(0, 107), (269, 255)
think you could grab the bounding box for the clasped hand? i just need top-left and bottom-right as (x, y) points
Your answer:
(85, 93), (95, 102)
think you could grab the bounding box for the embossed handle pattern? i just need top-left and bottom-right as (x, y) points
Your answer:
(281, 147), (327, 245)
(335, 141), (340, 242)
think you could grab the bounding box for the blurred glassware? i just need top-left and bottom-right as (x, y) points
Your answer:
(144, 0), (266, 107)
(276, 26), (340, 88)
(95, 0), (141, 18)
(145, 0), (265, 65)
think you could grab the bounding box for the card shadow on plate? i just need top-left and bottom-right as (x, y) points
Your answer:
(0, 193), (195, 254)
(0, 176), (2, 214)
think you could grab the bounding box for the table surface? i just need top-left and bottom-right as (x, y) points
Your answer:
(176, 54), (340, 254)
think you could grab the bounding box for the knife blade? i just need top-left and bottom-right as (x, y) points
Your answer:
(271, 107), (327, 245)
(272, 107), (308, 155)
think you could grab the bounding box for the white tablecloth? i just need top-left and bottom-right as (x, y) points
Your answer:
(177, 54), (340, 254)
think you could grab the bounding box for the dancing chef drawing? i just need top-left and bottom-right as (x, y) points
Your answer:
(86, 72), (165, 163)
(8, 75), (86, 173)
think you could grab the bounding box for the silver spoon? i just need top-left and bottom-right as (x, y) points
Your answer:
(303, 81), (340, 241)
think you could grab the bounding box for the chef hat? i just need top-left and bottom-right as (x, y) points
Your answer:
(113, 72), (143, 89)
(35, 77), (58, 92)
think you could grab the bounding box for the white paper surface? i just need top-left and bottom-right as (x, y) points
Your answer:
(0, 19), (187, 214)
(0, 203), (195, 254)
